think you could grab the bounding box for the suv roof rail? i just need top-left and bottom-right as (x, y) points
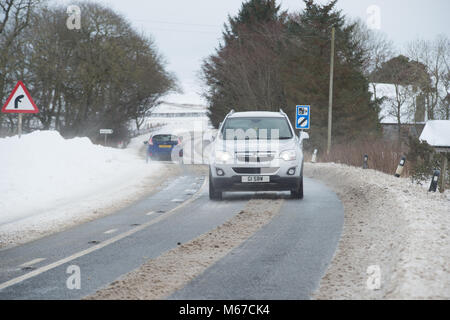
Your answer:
(218, 109), (235, 130)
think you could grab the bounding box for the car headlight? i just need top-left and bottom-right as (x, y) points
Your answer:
(215, 151), (232, 162)
(280, 150), (296, 161)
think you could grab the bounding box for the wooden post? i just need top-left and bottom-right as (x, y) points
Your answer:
(327, 27), (335, 155)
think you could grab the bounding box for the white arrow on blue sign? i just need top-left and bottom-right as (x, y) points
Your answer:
(296, 105), (310, 129)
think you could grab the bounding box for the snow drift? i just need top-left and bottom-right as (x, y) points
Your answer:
(0, 130), (165, 247)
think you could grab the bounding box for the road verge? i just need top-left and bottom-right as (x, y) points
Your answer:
(305, 162), (449, 299)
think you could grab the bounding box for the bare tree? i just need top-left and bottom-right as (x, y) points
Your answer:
(351, 18), (394, 101)
(0, 0), (39, 36)
(371, 55), (429, 146)
(352, 19), (394, 77)
(0, 0), (42, 133)
(387, 84), (412, 127)
(439, 44), (449, 120)
(15, 2), (177, 139)
(442, 71), (450, 120)
(406, 35), (450, 120)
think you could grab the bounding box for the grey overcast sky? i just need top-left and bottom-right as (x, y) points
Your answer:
(62, 0), (450, 104)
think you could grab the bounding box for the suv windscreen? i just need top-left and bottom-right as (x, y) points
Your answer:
(221, 117), (293, 140)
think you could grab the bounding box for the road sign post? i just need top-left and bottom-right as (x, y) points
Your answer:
(1, 81), (39, 138)
(18, 114), (23, 138)
(100, 129), (113, 146)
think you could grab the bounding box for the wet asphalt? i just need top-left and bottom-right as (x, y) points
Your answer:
(0, 165), (343, 300)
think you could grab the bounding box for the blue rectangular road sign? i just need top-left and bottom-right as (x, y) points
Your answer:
(296, 105), (310, 129)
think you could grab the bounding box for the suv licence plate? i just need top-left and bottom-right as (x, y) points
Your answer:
(241, 176), (270, 183)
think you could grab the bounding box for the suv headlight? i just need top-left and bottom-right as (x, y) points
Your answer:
(215, 150), (232, 162)
(280, 150), (296, 161)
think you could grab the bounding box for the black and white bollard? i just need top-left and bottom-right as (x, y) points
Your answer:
(311, 149), (318, 163)
(429, 170), (440, 192)
(363, 154), (369, 169)
(395, 156), (406, 177)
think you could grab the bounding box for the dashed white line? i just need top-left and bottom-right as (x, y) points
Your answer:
(19, 258), (46, 268)
(146, 211), (155, 216)
(0, 177), (208, 292)
(103, 229), (118, 234)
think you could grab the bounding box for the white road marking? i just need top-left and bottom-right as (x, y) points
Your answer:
(19, 258), (46, 268)
(0, 177), (208, 291)
(171, 198), (185, 203)
(103, 229), (118, 234)
(146, 211), (155, 216)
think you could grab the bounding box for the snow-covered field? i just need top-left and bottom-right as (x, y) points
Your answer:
(0, 130), (172, 248)
(306, 163), (450, 299)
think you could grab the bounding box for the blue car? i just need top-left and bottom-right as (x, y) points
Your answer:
(144, 134), (183, 161)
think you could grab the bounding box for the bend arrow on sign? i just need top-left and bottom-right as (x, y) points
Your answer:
(1, 81), (39, 113)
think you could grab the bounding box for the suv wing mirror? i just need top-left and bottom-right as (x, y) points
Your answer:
(299, 131), (309, 143)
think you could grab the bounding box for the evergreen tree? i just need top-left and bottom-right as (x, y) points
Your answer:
(283, 0), (379, 149)
(202, 0), (381, 149)
(202, 0), (287, 127)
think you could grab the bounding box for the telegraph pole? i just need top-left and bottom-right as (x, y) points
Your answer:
(327, 27), (335, 155)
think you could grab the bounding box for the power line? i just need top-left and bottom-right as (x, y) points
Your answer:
(131, 18), (333, 40)
(139, 26), (220, 36)
(133, 18), (221, 29)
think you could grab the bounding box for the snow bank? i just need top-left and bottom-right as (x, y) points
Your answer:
(306, 163), (450, 299)
(0, 130), (165, 247)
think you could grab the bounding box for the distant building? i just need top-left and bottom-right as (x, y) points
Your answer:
(419, 120), (450, 151)
(134, 101), (211, 133)
(369, 83), (426, 142)
(419, 120), (450, 191)
(149, 102), (208, 118)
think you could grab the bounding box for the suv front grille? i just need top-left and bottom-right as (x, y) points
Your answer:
(235, 151), (275, 163)
(232, 167), (261, 174)
(232, 167), (279, 174)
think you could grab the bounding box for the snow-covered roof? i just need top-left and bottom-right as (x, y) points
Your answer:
(369, 83), (423, 125)
(419, 120), (450, 147)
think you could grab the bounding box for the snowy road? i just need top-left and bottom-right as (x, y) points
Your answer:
(0, 163), (343, 300)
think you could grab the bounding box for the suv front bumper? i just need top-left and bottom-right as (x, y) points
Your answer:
(210, 158), (303, 192)
(211, 174), (301, 192)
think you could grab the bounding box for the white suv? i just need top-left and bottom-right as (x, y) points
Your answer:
(208, 110), (308, 200)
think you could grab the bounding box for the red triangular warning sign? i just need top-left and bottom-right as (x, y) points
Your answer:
(1, 81), (39, 113)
